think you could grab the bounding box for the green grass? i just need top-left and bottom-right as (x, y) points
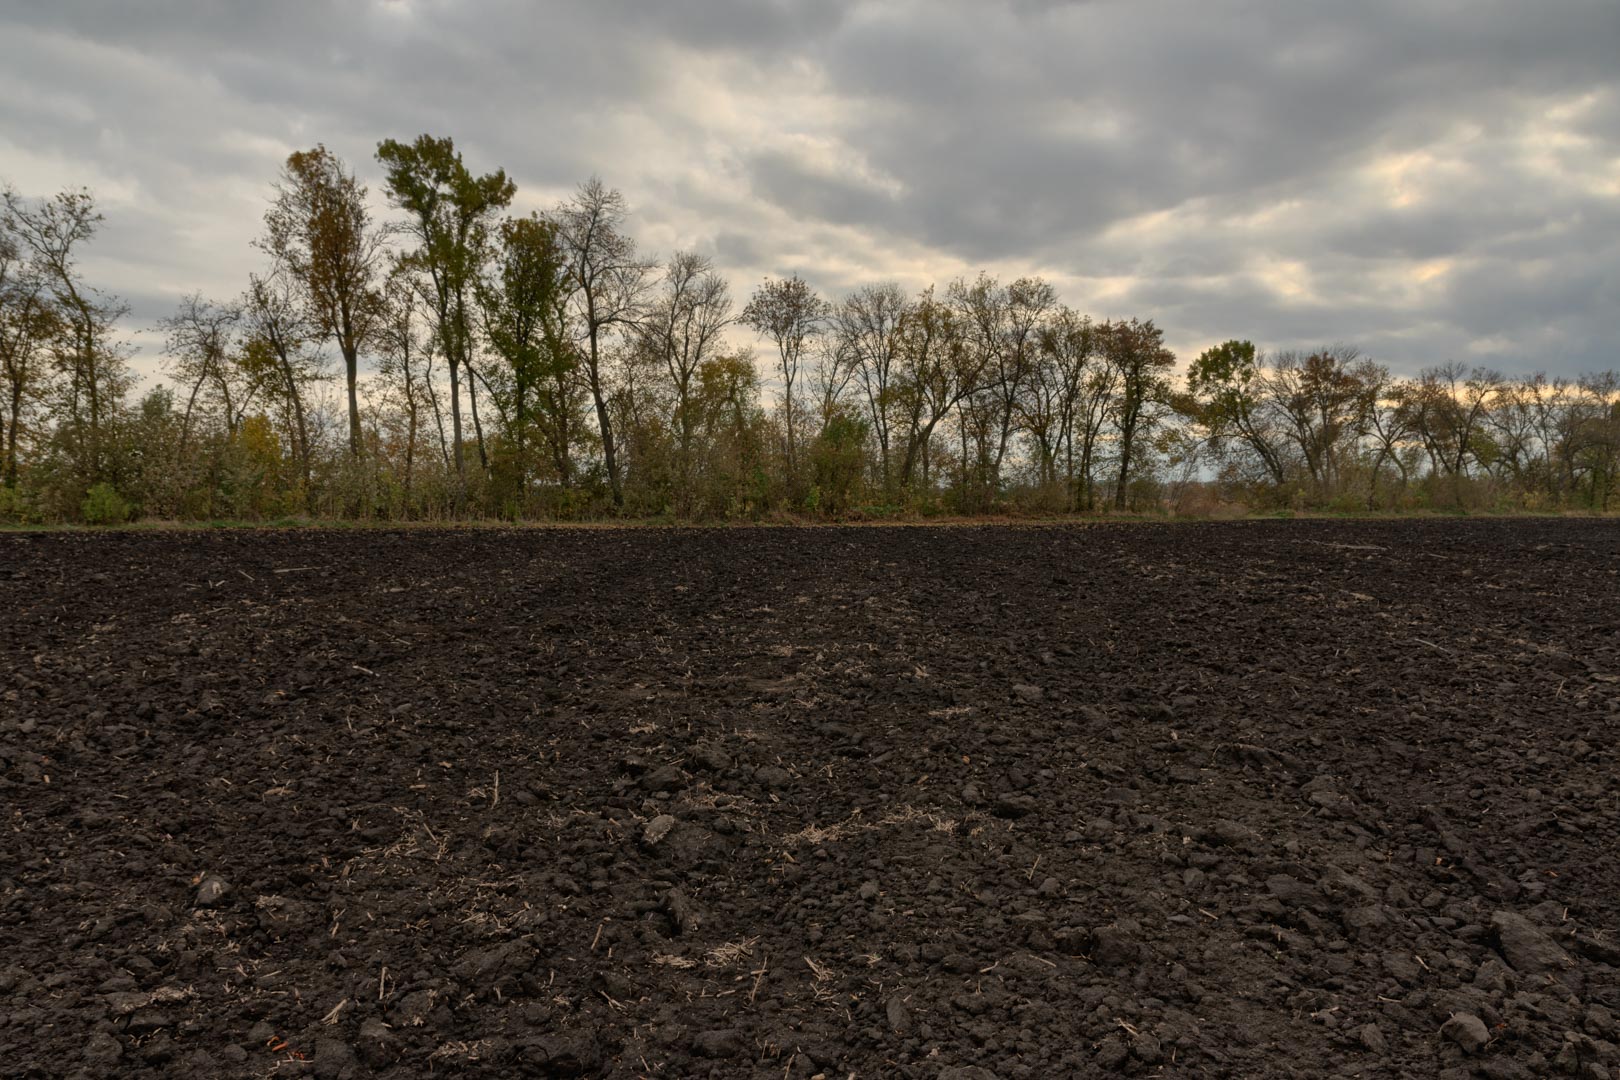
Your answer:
(4, 505), (1613, 534)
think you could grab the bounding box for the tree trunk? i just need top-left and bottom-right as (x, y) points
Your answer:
(343, 341), (362, 457)
(468, 357), (489, 473)
(448, 356), (466, 482)
(783, 376), (797, 483)
(587, 328), (622, 507)
(1114, 409), (1137, 511)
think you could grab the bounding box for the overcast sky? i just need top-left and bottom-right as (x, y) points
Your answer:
(3, 0), (1617, 385)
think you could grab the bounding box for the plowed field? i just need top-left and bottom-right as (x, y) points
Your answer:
(3, 520), (1617, 1078)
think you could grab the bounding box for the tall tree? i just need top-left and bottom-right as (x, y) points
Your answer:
(1360, 364), (1415, 508)
(3, 186), (131, 488)
(642, 251), (732, 509)
(1264, 347), (1376, 495)
(1021, 305), (1093, 497)
(1570, 372), (1620, 510)
(551, 178), (654, 508)
(893, 287), (981, 491)
(0, 198), (60, 486)
(692, 350), (767, 514)
(160, 294), (247, 453)
(1523, 373), (1577, 502)
(809, 333), (858, 436)
(1185, 340), (1290, 487)
(373, 272), (443, 499)
(952, 274), (1057, 490)
(377, 134), (515, 485)
(836, 282), (910, 490)
(478, 213), (570, 489)
(240, 270), (322, 497)
(741, 274), (828, 486)
(1402, 361), (1503, 495)
(262, 146), (385, 457)
(1103, 318), (1175, 510)
(1034, 308), (1111, 508)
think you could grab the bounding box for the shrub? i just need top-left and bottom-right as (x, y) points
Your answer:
(0, 485), (31, 524)
(81, 483), (132, 525)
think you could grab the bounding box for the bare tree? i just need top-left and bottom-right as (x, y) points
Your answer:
(1263, 346), (1375, 495)
(373, 272), (447, 497)
(808, 333), (857, 436)
(1402, 361), (1503, 498)
(240, 270), (323, 497)
(1022, 306), (1098, 503)
(160, 294), (248, 453)
(1523, 372), (1576, 501)
(1362, 366), (1417, 508)
(951, 274), (1057, 491)
(3, 186), (131, 487)
(0, 198), (60, 486)
(741, 274), (828, 485)
(836, 282), (910, 489)
(893, 287), (981, 490)
(551, 178), (655, 508)
(643, 251), (732, 507)
(1483, 375), (1543, 489)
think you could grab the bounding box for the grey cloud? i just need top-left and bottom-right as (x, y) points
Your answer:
(0, 0), (1615, 382)
(746, 148), (898, 226)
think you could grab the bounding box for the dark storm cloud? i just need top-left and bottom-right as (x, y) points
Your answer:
(1, 0), (1616, 380)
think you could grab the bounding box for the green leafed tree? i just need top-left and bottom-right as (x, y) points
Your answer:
(377, 134), (515, 489)
(1102, 318), (1176, 510)
(1185, 339), (1289, 488)
(478, 212), (574, 492)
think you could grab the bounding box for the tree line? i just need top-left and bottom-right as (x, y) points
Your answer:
(2, 137), (1616, 523)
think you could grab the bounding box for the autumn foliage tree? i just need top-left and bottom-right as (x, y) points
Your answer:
(262, 146), (386, 458)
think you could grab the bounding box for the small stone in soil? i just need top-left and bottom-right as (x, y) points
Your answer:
(754, 765), (791, 789)
(641, 765), (685, 793)
(664, 887), (702, 935)
(194, 874), (230, 908)
(1492, 910), (1575, 976)
(690, 745), (733, 772)
(642, 814), (677, 846)
(1091, 925), (1141, 966)
(83, 1030), (122, 1067)
(355, 1018), (398, 1067)
(886, 994), (912, 1034)
(1441, 1012), (1490, 1053)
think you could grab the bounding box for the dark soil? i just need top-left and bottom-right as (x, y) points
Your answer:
(3, 520), (1619, 1079)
